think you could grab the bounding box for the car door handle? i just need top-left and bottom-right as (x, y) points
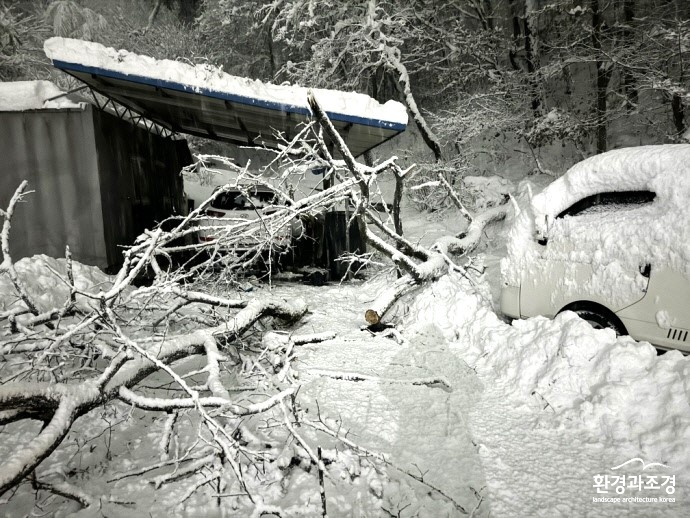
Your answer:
(639, 263), (651, 278)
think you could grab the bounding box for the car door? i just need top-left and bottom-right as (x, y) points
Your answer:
(520, 191), (654, 318)
(616, 267), (690, 348)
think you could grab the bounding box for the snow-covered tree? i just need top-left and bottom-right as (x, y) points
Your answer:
(263, 0), (445, 160)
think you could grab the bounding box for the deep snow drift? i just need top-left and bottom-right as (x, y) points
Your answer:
(401, 269), (689, 516)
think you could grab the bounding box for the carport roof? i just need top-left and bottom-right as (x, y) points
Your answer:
(44, 38), (408, 157)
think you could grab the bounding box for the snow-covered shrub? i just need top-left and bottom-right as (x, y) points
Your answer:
(520, 108), (587, 150)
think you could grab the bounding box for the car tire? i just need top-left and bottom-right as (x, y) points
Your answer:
(560, 304), (627, 336)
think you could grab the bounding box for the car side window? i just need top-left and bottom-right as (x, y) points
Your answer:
(556, 190), (656, 219)
(213, 190), (278, 210)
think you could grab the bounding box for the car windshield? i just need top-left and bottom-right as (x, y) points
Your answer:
(212, 190), (276, 210)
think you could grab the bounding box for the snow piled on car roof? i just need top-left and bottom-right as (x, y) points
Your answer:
(502, 145), (690, 295)
(532, 144), (690, 221)
(43, 37), (408, 126)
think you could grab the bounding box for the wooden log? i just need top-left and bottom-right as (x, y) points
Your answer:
(365, 275), (418, 325)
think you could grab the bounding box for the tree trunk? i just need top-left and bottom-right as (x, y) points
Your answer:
(177, 0), (200, 26)
(387, 66), (443, 161)
(621, 0), (638, 110)
(508, 0), (522, 71)
(592, 0), (611, 153)
(145, 0), (162, 32)
(524, 6), (541, 115)
(672, 5), (686, 136)
(672, 94), (685, 135)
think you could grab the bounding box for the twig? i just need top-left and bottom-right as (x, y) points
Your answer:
(437, 173), (473, 224)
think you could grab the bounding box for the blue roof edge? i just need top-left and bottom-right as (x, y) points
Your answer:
(51, 59), (408, 132)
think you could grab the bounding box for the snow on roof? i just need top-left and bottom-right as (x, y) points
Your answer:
(533, 144), (690, 220)
(43, 37), (408, 128)
(0, 80), (83, 111)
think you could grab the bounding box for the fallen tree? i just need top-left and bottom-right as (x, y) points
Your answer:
(1, 91), (503, 515)
(305, 91), (508, 325)
(0, 171), (360, 514)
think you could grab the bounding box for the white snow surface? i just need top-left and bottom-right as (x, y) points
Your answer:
(0, 254), (112, 313)
(532, 144), (690, 222)
(404, 272), (690, 516)
(0, 80), (83, 111)
(2, 192), (690, 515)
(44, 37), (408, 126)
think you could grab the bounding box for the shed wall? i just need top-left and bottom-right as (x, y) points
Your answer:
(91, 109), (191, 269)
(0, 107), (108, 267)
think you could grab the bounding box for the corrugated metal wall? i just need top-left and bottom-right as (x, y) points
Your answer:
(0, 106), (108, 267)
(0, 105), (191, 271)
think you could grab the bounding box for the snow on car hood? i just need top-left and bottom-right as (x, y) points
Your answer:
(502, 145), (690, 292)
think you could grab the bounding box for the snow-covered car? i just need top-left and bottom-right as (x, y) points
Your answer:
(198, 185), (292, 254)
(500, 144), (690, 351)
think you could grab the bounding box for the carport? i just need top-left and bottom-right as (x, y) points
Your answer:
(44, 37), (409, 275)
(44, 37), (407, 157)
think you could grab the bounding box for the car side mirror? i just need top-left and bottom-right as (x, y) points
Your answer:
(535, 215), (550, 246)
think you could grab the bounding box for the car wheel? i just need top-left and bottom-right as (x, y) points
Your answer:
(575, 309), (627, 336)
(559, 303), (628, 336)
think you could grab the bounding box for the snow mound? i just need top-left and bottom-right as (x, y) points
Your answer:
(404, 273), (690, 470)
(0, 80), (83, 111)
(0, 254), (112, 312)
(44, 37), (408, 126)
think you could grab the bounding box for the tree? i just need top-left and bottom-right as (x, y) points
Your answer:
(44, 1), (107, 41)
(263, 0), (445, 160)
(0, 3), (50, 80)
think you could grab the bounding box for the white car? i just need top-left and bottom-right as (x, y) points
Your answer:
(198, 185), (292, 256)
(500, 145), (690, 351)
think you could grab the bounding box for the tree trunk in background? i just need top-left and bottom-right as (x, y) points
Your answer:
(508, 0), (521, 70)
(145, 0), (162, 31)
(671, 2), (686, 136)
(524, 7), (541, 116)
(672, 94), (685, 136)
(621, 0), (638, 110)
(591, 0), (611, 153)
(177, 0), (200, 26)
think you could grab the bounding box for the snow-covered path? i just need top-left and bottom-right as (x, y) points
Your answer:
(469, 376), (686, 517)
(271, 266), (690, 517)
(276, 280), (488, 516)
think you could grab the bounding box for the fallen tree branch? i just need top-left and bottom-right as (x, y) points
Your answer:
(304, 419), (467, 514)
(33, 478), (94, 509)
(438, 173), (472, 224)
(364, 203), (508, 324)
(0, 297), (307, 495)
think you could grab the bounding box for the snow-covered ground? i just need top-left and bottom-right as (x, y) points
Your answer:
(1, 177), (689, 516)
